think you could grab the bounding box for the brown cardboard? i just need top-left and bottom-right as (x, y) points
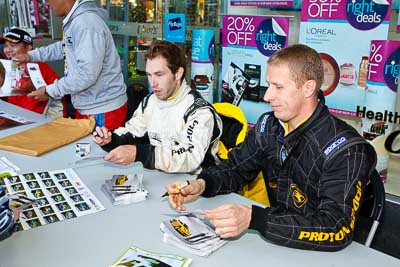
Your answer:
(0, 117), (95, 156)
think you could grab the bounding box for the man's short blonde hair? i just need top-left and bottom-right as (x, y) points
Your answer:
(268, 44), (324, 92)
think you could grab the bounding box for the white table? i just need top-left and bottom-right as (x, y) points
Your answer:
(0, 100), (399, 267)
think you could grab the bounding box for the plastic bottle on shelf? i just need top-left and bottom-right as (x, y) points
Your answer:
(357, 56), (369, 88)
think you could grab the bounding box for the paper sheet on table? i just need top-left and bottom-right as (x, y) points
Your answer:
(0, 117), (95, 156)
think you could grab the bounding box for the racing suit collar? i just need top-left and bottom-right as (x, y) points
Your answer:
(281, 90), (327, 142)
(157, 80), (190, 109)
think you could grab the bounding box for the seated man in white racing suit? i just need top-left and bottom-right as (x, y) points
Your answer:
(93, 40), (222, 173)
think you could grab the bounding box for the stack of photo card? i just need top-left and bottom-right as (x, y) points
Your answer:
(0, 168), (105, 231)
(110, 245), (192, 267)
(160, 214), (228, 257)
(101, 173), (148, 205)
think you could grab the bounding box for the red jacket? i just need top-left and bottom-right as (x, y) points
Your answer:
(8, 62), (58, 114)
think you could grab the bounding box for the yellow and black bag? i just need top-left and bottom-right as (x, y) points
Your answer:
(213, 103), (270, 206)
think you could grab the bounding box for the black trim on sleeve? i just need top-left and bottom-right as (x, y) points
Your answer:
(136, 144), (155, 169)
(249, 205), (269, 233)
(101, 132), (136, 152)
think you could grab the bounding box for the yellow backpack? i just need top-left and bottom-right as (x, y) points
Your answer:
(212, 103), (270, 207)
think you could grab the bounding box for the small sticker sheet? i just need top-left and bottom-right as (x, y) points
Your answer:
(2, 168), (105, 231)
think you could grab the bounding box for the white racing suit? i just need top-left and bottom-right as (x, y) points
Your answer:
(102, 81), (222, 173)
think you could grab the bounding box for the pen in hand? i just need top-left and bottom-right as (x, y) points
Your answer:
(162, 180), (190, 197)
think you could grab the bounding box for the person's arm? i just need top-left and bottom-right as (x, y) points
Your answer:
(138, 107), (219, 172)
(94, 101), (148, 163)
(166, 113), (268, 208)
(199, 124), (267, 197)
(28, 41), (64, 62)
(43, 27), (107, 98)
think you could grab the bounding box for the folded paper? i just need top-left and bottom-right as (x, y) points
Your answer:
(0, 117), (95, 156)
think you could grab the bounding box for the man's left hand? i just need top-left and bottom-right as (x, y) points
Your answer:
(204, 204), (252, 238)
(104, 145), (136, 165)
(27, 86), (48, 101)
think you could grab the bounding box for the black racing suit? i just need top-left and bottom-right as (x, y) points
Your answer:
(198, 96), (377, 251)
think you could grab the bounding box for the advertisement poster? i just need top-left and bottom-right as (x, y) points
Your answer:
(299, 0), (391, 117)
(230, 0), (293, 6)
(221, 15), (289, 124)
(191, 28), (215, 103)
(397, 7), (400, 31)
(164, 13), (186, 43)
(361, 40), (400, 181)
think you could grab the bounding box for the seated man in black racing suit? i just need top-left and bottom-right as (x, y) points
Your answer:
(166, 44), (377, 251)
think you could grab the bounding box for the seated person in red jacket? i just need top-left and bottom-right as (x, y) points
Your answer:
(0, 28), (60, 115)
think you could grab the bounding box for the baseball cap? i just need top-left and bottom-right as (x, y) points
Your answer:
(0, 28), (33, 45)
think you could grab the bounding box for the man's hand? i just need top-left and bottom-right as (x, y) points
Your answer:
(27, 86), (48, 101)
(204, 204), (252, 238)
(104, 145), (136, 165)
(92, 126), (112, 146)
(166, 179), (206, 211)
(13, 53), (31, 64)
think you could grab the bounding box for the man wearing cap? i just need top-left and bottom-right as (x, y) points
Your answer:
(15, 0), (127, 130)
(1, 28), (60, 115)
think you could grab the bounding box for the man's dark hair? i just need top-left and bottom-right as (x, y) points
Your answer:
(268, 44), (324, 92)
(144, 40), (186, 81)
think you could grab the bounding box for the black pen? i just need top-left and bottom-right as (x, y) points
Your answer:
(162, 180), (190, 197)
(93, 128), (110, 138)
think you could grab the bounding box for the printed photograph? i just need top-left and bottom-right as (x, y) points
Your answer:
(59, 180), (72, 188)
(54, 173), (67, 180)
(46, 187), (60, 195)
(36, 197), (49, 207)
(23, 173), (36, 181)
(11, 183), (25, 192)
(8, 175), (20, 184)
(62, 210), (77, 219)
(70, 194), (84, 203)
(40, 206), (55, 215)
(43, 179), (55, 187)
(27, 181), (40, 189)
(31, 189), (44, 198)
(75, 202), (90, 211)
(23, 209), (37, 219)
(14, 222), (23, 232)
(51, 194), (65, 203)
(43, 214), (59, 224)
(56, 202), (71, 211)
(65, 187), (78, 195)
(26, 218), (42, 228)
(38, 172), (51, 179)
